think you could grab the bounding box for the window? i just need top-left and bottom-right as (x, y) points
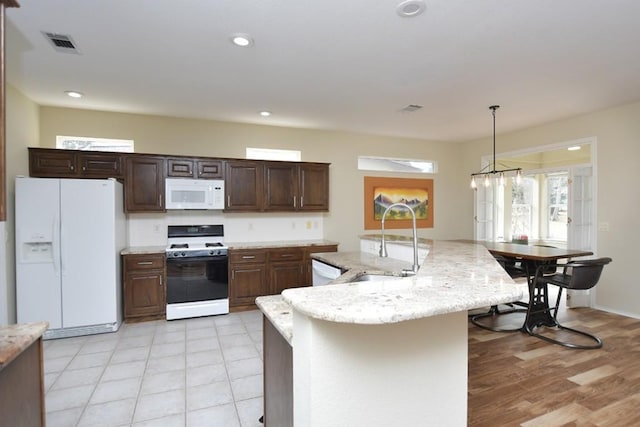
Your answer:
(56, 136), (134, 152)
(357, 156), (437, 174)
(511, 176), (538, 241)
(545, 173), (568, 241)
(246, 147), (301, 161)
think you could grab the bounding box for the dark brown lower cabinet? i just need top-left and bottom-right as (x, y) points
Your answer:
(123, 253), (166, 321)
(0, 338), (45, 427)
(263, 315), (293, 427)
(229, 244), (338, 310)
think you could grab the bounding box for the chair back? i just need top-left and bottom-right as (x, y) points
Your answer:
(565, 257), (612, 290)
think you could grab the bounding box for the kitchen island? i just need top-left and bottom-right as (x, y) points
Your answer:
(0, 322), (48, 427)
(256, 239), (526, 427)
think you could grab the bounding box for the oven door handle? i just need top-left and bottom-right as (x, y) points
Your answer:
(166, 255), (228, 263)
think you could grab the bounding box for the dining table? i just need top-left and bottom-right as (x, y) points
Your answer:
(475, 241), (594, 335)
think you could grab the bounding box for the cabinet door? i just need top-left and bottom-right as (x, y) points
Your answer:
(166, 158), (196, 177)
(79, 152), (124, 178)
(264, 162), (297, 211)
(298, 164), (329, 211)
(29, 148), (78, 177)
(269, 261), (305, 295)
(124, 270), (165, 318)
(229, 264), (268, 306)
(197, 160), (224, 179)
(225, 160), (263, 211)
(125, 156), (165, 212)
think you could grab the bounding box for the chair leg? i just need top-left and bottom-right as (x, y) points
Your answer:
(470, 303), (527, 332)
(525, 287), (603, 349)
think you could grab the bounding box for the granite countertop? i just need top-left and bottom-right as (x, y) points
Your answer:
(254, 295), (293, 345)
(0, 322), (48, 370)
(121, 246), (167, 255)
(279, 239), (526, 325)
(121, 240), (339, 255)
(312, 251), (413, 283)
(225, 239), (338, 250)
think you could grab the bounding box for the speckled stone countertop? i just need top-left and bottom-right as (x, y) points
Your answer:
(281, 239), (526, 325)
(312, 251), (413, 283)
(255, 295), (294, 345)
(0, 322), (48, 370)
(121, 240), (339, 255)
(225, 239), (338, 250)
(121, 246), (166, 255)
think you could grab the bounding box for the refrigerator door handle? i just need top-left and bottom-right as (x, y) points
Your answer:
(53, 215), (60, 276)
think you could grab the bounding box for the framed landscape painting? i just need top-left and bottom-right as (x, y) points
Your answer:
(364, 176), (434, 230)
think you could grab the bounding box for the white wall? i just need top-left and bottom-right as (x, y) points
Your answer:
(127, 211), (324, 247)
(1, 85), (39, 324)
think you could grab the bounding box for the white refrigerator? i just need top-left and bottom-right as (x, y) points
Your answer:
(15, 177), (126, 339)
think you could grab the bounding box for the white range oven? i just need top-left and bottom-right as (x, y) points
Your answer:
(165, 224), (229, 320)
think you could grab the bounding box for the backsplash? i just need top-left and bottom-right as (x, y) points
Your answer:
(127, 211), (324, 246)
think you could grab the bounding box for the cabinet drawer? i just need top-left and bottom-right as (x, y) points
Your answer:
(229, 250), (267, 264)
(269, 248), (303, 262)
(124, 254), (165, 271)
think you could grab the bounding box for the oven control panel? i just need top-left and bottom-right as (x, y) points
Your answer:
(166, 248), (228, 258)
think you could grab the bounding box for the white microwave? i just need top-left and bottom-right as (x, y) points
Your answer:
(165, 178), (225, 210)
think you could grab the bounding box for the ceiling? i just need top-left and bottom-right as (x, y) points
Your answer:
(6, 1), (640, 142)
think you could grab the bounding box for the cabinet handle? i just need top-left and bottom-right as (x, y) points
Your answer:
(159, 276), (163, 286)
(227, 195), (231, 207)
(137, 261), (153, 265)
(281, 254), (294, 258)
(82, 166), (86, 171)
(242, 255), (256, 259)
(159, 195), (162, 206)
(293, 197), (296, 208)
(232, 271), (235, 280)
(300, 196), (304, 207)
(70, 165), (75, 171)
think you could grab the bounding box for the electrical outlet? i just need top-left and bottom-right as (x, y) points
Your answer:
(598, 222), (609, 232)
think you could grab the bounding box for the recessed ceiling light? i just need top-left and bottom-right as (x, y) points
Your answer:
(260, 111), (272, 117)
(65, 90), (83, 98)
(568, 146), (581, 151)
(230, 33), (254, 47)
(396, 0), (426, 17)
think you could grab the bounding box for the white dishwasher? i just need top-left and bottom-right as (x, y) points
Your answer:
(311, 259), (342, 286)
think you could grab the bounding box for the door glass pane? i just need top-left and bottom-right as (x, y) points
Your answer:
(511, 177), (535, 240)
(546, 174), (568, 241)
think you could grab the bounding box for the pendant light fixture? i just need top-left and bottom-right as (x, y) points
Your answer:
(470, 105), (522, 189)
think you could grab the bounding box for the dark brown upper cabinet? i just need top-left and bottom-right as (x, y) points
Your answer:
(166, 157), (224, 179)
(125, 155), (165, 212)
(29, 148), (124, 179)
(225, 160), (264, 211)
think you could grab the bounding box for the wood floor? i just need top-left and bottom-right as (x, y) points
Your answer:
(468, 306), (640, 427)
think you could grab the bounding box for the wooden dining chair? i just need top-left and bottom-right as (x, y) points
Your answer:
(524, 257), (612, 349)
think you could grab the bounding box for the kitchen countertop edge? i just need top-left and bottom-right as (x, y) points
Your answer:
(0, 321), (49, 370)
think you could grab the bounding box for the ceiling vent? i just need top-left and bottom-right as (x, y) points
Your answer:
(42, 32), (81, 54)
(399, 104), (423, 113)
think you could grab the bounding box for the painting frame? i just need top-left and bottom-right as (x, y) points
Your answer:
(364, 176), (434, 230)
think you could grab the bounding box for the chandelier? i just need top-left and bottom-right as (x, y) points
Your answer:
(470, 105), (522, 189)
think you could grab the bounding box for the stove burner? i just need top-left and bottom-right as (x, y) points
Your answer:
(206, 242), (223, 248)
(170, 243), (189, 249)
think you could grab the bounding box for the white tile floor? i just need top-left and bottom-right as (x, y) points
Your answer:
(42, 310), (265, 427)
